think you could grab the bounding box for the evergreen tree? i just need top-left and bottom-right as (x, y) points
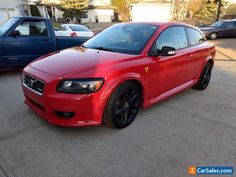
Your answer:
(194, 0), (228, 25)
(59, 0), (89, 20)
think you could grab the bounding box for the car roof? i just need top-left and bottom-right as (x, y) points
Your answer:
(117, 22), (197, 29)
(62, 24), (88, 27)
(219, 19), (236, 22)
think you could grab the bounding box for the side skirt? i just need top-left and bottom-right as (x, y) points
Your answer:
(143, 80), (195, 108)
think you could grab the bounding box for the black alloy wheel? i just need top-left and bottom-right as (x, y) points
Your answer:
(103, 82), (141, 128)
(193, 62), (212, 90)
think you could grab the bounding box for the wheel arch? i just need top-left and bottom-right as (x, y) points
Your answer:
(102, 74), (147, 108)
(206, 58), (214, 69)
(208, 59), (214, 67)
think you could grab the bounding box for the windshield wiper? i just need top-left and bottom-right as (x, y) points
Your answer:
(92, 46), (116, 52)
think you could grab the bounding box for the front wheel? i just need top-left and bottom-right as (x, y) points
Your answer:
(193, 62), (212, 90)
(209, 32), (217, 40)
(103, 81), (141, 128)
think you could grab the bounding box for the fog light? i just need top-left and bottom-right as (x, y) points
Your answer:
(55, 111), (75, 119)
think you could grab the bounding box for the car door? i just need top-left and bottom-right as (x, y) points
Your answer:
(185, 27), (206, 80)
(220, 22), (234, 37)
(2, 19), (55, 67)
(147, 26), (193, 100)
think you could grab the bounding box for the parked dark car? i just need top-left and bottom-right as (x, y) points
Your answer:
(0, 17), (89, 69)
(200, 19), (236, 40)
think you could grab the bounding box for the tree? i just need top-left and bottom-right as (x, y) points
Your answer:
(186, 0), (202, 23)
(111, 0), (137, 22)
(59, 0), (88, 20)
(172, 0), (189, 21)
(193, 0), (228, 25)
(30, 5), (41, 17)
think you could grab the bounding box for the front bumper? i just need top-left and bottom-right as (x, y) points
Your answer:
(22, 66), (105, 127)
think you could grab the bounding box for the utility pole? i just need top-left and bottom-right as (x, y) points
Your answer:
(216, 0), (222, 21)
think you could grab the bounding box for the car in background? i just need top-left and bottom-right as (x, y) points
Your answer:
(0, 17), (89, 69)
(55, 24), (94, 38)
(22, 22), (215, 128)
(200, 19), (236, 40)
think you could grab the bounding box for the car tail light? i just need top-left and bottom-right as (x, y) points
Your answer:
(70, 32), (77, 37)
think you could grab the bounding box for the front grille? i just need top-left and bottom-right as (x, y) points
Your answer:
(23, 74), (45, 95)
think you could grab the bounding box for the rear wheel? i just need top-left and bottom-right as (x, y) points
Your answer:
(209, 32), (217, 40)
(103, 81), (141, 128)
(193, 62), (212, 90)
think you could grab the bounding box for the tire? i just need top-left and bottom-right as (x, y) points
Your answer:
(209, 32), (217, 40)
(103, 81), (141, 128)
(193, 62), (213, 90)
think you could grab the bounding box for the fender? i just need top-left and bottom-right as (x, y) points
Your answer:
(99, 72), (147, 109)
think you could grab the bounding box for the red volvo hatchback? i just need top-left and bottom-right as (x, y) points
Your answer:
(22, 22), (215, 128)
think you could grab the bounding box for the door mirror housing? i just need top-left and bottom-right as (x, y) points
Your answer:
(10, 30), (20, 37)
(160, 46), (176, 56)
(149, 46), (176, 57)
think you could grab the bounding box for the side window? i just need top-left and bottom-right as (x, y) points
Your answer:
(154, 26), (188, 51)
(187, 28), (205, 46)
(14, 20), (48, 36)
(58, 25), (67, 31)
(233, 22), (236, 28)
(222, 22), (233, 29)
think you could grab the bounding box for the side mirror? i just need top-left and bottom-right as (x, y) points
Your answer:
(158, 46), (176, 56)
(10, 30), (20, 37)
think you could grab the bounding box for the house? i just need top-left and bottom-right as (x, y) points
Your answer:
(30, 0), (64, 21)
(0, 0), (30, 26)
(131, 0), (174, 22)
(81, 0), (115, 23)
(31, 0), (115, 23)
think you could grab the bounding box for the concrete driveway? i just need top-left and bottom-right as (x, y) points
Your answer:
(0, 38), (236, 177)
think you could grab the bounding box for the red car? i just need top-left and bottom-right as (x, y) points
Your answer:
(22, 22), (215, 128)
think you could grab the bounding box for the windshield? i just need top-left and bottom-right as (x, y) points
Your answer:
(83, 23), (158, 55)
(211, 21), (223, 28)
(69, 25), (90, 32)
(0, 17), (18, 35)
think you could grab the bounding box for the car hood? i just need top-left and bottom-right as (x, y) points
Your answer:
(29, 47), (137, 77)
(200, 27), (216, 31)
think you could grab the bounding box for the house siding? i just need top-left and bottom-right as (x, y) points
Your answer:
(0, 0), (29, 26)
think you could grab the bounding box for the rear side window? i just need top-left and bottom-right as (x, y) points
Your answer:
(233, 22), (236, 28)
(222, 22), (234, 28)
(154, 26), (188, 50)
(58, 25), (67, 31)
(14, 20), (48, 36)
(187, 28), (205, 46)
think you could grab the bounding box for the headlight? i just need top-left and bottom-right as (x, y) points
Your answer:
(57, 78), (104, 94)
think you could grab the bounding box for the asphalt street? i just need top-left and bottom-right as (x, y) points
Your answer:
(0, 38), (236, 177)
